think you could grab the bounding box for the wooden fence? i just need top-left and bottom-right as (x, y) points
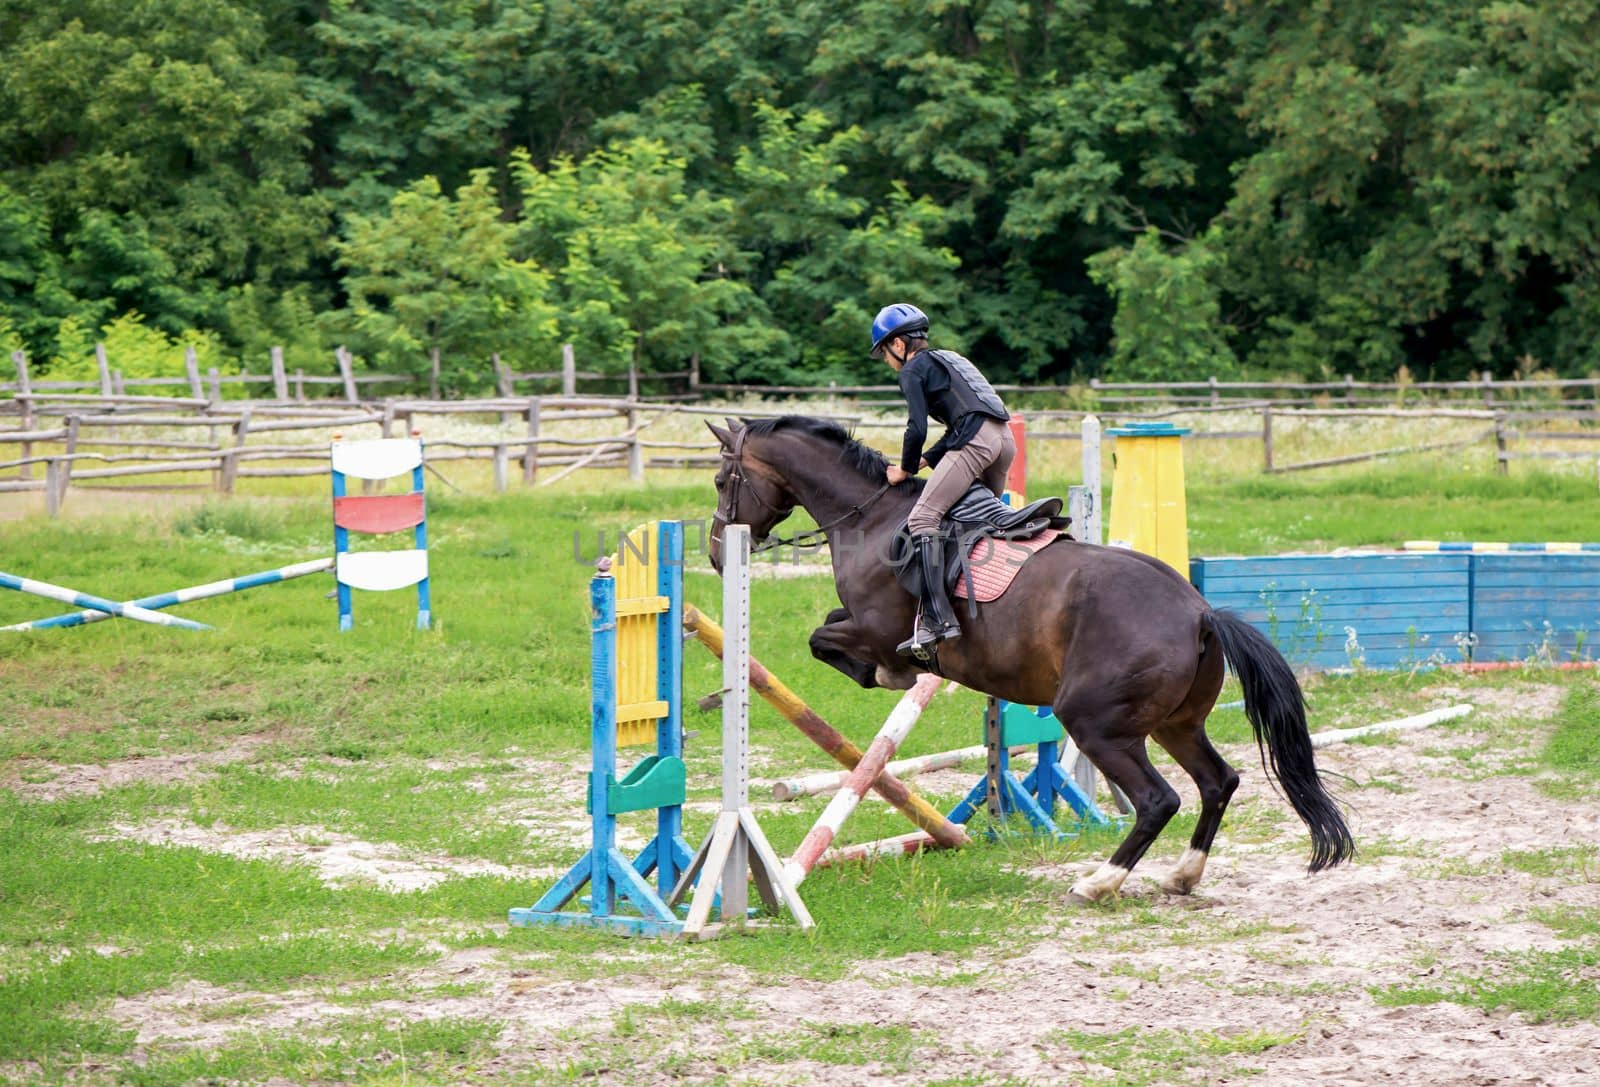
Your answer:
(5, 348), (1600, 516)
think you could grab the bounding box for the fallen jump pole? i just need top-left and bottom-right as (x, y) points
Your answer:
(784, 673), (943, 887)
(0, 571), (211, 631)
(772, 744), (1029, 802)
(682, 605), (969, 853)
(1, 558), (335, 632)
(816, 830), (936, 869)
(1309, 704), (1473, 748)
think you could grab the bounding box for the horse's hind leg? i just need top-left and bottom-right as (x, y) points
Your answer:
(1149, 720), (1240, 895)
(1059, 705), (1182, 903)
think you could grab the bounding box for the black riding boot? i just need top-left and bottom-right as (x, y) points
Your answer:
(897, 533), (962, 660)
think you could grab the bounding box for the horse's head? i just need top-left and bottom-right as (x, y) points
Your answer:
(706, 418), (797, 571)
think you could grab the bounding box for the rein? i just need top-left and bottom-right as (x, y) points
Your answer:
(714, 428), (892, 554)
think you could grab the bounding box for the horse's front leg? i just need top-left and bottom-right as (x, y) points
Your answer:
(809, 607), (922, 690)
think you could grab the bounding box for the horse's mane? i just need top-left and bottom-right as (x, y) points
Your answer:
(742, 415), (922, 491)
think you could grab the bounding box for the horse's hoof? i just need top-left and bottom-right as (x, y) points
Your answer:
(1064, 890), (1098, 906)
(1159, 877), (1195, 896)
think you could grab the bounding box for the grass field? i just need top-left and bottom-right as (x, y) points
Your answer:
(2, 437), (1599, 1085)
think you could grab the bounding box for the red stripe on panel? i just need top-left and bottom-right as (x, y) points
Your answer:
(333, 493), (425, 535)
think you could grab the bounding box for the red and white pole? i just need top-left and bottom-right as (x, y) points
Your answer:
(784, 673), (942, 886)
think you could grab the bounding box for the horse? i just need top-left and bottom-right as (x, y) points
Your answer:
(706, 415), (1353, 903)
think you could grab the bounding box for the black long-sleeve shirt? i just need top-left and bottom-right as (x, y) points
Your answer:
(897, 352), (988, 472)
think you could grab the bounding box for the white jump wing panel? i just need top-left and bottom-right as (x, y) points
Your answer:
(336, 550), (429, 592)
(330, 438), (423, 480)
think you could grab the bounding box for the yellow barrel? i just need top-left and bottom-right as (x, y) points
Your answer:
(1106, 422), (1190, 576)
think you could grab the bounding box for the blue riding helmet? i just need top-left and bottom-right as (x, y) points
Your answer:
(870, 303), (929, 357)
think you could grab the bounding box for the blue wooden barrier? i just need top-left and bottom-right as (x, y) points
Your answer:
(1190, 552), (1600, 669)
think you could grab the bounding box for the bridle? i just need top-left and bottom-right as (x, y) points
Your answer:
(713, 427), (892, 555)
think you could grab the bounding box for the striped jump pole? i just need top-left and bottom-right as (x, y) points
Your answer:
(682, 605), (968, 853)
(784, 672), (944, 888)
(0, 572), (212, 632)
(772, 744), (1029, 802)
(2, 558), (334, 632)
(815, 830), (936, 870)
(1402, 541), (1600, 552)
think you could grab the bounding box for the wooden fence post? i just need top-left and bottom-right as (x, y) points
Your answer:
(627, 403), (643, 481)
(205, 364), (222, 446)
(561, 343), (576, 396)
(12, 350), (32, 480)
(294, 368), (306, 401)
(1208, 375), (1219, 406)
(45, 458), (69, 517)
(1344, 373), (1356, 405)
(1262, 404), (1274, 472)
(185, 346), (203, 400)
(523, 398), (541, 485)
(220, 408), (251, 495)
(56, 414), (79, 515)
(271, 346), (288, 400)
(1494, 410), (1508, 476)
(493, 443), (509, 493)
(96, 343), (112, 396)
(689, 351), (700, 397)
(1480, 371), (1496, 407)
(494, 353), (514, 427)
(337, 346), (358, 402)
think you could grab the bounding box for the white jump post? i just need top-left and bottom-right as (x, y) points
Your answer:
(673, 524), (812, 938)
(783, 672), (943, 888)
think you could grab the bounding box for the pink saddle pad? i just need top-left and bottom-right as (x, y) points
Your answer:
(953, 529), (1061, 602)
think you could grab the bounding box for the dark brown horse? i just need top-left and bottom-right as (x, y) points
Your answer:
(707, 416), (1353, 902)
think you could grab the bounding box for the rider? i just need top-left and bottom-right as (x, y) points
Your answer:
(871, 302), (1015, 659)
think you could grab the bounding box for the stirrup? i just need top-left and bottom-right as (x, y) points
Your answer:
(897, 619), (959, 660)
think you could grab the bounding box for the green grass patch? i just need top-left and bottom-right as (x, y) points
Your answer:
(1541, 685), (1600, 782)
(6, 469), (1600, 1080)
(1043, 1025), (1301, 1086)
(1500, 847), (1599, 880)
(119, 1015), (502, 1087)
(1375, 944), (1600, 1023)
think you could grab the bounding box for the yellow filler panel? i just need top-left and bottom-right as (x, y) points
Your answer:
(1106, 423), (1190, 576)
(610, 521), (670, 746)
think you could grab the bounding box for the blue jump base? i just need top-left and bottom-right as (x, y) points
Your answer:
(1191, 551), (1600, 670)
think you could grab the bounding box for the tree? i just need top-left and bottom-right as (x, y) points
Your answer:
(1200, 0), (1600, 377)
(1087, 228), (1238, 383)
(511, 139), (776, 384)
(0, 1), (327, 352)
(336, 169), (559, 393)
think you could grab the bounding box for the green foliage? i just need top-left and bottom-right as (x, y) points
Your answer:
(1088, 228), (1239, 382)
(5, 1), (1600, 382)
(336, 169), (559, 392)
(48, 312), (230, 387)
(512, 139), (776, 383)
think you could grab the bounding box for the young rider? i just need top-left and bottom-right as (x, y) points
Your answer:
(871, 303), (1014, 658)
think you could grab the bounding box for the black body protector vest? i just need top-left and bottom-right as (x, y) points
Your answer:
(925, 349), (1009, 426)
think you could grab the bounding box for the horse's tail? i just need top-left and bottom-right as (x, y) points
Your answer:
(1205, 608), (1355, 871)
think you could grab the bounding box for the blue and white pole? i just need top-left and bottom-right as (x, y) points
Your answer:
(1, 558), (334, 632)
(0, 572), (212, 631)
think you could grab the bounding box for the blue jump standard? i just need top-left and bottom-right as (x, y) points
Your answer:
(947, 699), (1111, 838)
(509, 521), (695, 938)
